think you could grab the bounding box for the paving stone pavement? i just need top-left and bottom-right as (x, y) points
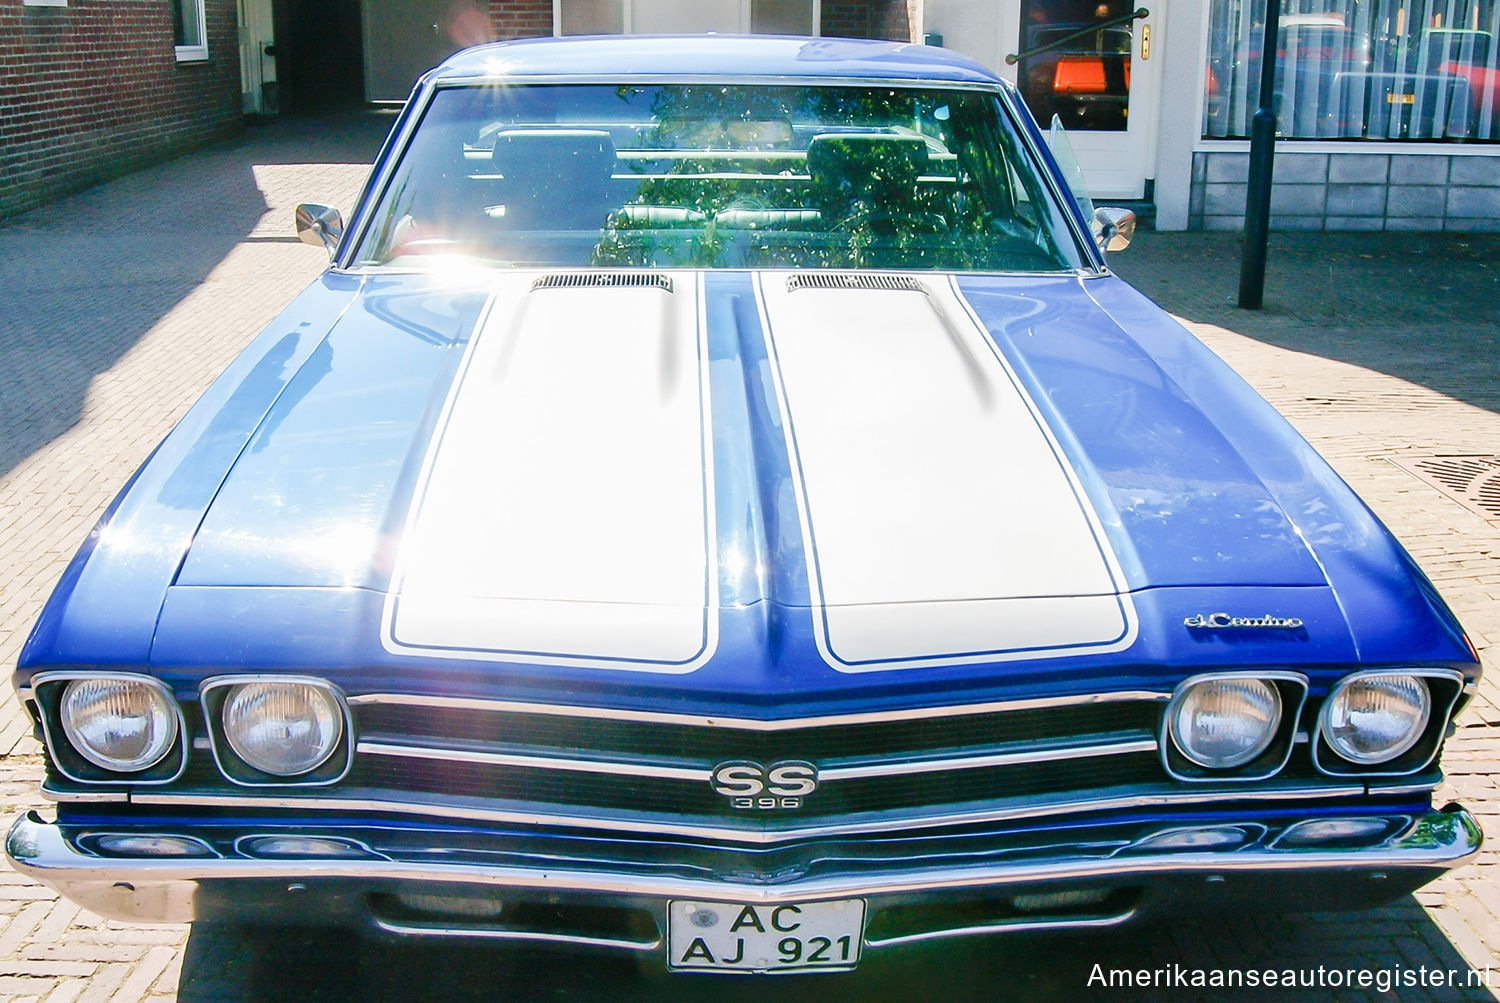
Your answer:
(0, 118), (1498, 1000)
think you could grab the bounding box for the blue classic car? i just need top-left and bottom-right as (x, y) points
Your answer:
(6, 36), (1482, 974)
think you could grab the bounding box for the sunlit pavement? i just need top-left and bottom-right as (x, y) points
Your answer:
(0, 117), (1497, 1000)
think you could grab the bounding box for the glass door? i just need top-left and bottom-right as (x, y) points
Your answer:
(1012, 1), (1161, 198)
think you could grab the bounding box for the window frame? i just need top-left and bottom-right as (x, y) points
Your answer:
(174, 0), (210, 63)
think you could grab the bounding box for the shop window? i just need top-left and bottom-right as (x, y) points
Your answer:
(173, 0), (209, 61)
(1204, 0), (1500, 141)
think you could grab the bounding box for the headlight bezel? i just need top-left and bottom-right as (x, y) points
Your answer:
(1159, 671), (1308, 782)
(28, 671), (188, 785)
(1313, 668), (1465, 777)
(200, 675), (353, 787)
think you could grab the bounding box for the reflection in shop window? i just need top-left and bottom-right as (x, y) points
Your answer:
(1017, 1), (1137, 133)
(1204, 0), (1500, 141)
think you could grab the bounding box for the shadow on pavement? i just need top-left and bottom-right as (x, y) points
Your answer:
(0, 111), (392, 481)
(176, 898), (1495, 1002)
(1111, 232), (1500, 417)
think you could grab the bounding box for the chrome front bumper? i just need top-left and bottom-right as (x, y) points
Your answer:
(6, 806), (1482, 954)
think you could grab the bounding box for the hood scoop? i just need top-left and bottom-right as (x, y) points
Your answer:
(532, 272), (674, 292)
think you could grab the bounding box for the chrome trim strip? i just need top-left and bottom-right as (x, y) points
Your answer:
(345, 690), (1169, 731)
(127, 782), (1370, 845)
(819, 738), (1157, 781)
(357, 742), (712, 782)
(7, 807), (1481, 924)
(1365, 781), (1444, 797)
(199, 676), (356, 789)
(1312, 668), (1466, 779)
(370, 917), (660, 952)
(864, 908), (1137, 949)
(437, 74), (1008, 93)
(29, 672), (190, 788)
(40, 785), (128, 804)
(1158, 671), (1310, 783)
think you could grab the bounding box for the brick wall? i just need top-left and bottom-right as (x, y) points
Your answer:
(867, 0), (913, 42)
(489, 0), (550, 40)
(820, 1), (868, 38)
(0, 0), (242, 220)
(822, 0), (914, 41)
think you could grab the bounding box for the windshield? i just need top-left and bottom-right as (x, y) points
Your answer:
(353, 83), (1086, 272)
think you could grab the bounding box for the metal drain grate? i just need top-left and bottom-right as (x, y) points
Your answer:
(1389, 455), (1500, 525)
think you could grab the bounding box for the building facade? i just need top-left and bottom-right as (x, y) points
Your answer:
(7, 0), (1493, 231)
(924, 0), (1500, 231)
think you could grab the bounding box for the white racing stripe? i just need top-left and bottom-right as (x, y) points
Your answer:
(758, 272), (1134, 670)
(384, 273), (716, 670)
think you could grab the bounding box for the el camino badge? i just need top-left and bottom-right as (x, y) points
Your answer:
(1184, 612), (1305, 631)
(711, 760), (818, 810)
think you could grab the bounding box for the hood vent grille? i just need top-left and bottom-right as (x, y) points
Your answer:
(787, 273), (926, 293)
(532, 273), (673, 293)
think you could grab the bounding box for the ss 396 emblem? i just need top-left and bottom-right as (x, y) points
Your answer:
(710, 760), (817, 810)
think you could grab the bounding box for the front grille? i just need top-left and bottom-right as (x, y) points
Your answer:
(341, 747), (1165, 822)
(332, 696), (1168, 830)
(355, 700), (1160, 765)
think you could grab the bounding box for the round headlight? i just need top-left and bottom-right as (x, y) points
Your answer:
(223, 682), (343, 777)
(1168, 677), (1282, 769)
(1322, 674), (1430, 765)
(60, 678), (178, 773)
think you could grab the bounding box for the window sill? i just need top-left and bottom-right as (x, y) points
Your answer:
(1195, 137), (1500, 156)
(22, 0), (68, 7)
(174, 45), (210, 62)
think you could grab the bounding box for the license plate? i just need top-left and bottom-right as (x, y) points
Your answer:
(1387, 92), (1416, 105)
(667, 899), (865, 973)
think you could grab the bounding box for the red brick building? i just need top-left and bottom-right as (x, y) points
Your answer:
(0, 0), (242, 218)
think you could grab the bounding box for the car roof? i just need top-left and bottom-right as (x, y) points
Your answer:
(430, 35), (1005, 87)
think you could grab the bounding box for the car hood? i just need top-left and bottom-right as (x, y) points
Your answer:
(25, 268), (1469, 708)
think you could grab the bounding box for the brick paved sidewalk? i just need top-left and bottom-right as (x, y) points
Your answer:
(0, 123), (1497, 999)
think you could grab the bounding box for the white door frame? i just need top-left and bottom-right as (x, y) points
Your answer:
(236, 0), (276, 115)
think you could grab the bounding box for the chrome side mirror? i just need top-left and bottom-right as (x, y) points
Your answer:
(295, 204), (345, 259)
(1093, 206), (1136, 253)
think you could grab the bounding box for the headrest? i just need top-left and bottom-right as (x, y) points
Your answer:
(492, 129), (617, 180)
